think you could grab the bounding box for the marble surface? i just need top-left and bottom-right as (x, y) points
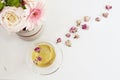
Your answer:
(0, 0), (120, 80)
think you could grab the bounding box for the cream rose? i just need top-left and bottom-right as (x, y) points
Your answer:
(0, 7), (27, 32)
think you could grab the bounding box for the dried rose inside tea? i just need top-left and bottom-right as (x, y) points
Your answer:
(32, 43), (56, 67)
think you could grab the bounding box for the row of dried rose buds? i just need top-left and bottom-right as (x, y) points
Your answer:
(56, 5), (112, 47)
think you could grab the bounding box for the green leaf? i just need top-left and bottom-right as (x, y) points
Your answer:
(5, 0), (26, 9)
(5, 0), (20, 7)
(22, 5), (26, 9)
(0, 2), (4, 10)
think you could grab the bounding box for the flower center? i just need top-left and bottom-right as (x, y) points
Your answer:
(33, 12), (38, 17)
(30, 9), (41, 20)
(3, 11), (19, 27)
(5, 12), (18, 24)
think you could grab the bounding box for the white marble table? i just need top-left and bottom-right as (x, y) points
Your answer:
(0, 0), (120, 80)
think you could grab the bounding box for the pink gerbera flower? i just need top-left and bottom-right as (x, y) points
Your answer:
(26, 1), (45, 30)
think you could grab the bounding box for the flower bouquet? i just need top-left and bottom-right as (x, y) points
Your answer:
(0, 0), (46, 40)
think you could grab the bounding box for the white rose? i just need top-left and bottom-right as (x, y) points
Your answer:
(0, 7), (27, 32)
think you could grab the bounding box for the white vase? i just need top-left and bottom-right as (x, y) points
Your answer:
(16, 23), (44, 41)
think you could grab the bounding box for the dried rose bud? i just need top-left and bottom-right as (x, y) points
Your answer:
(69, 26), (78, 33)
(82, 24), (89, 30)
(74, 34), (80, 39)
(84, 16), (91, 22)
(57, 38), (62, 43)
(37, 57), (42, 61)
(76, 20), (81, 26)
(102, 12), (109, 18)
(105, 5), (112, 10)
(65, 40), (72, 47)
(33, 61), (36, 64)
(65, 33), (71, 38)
(34, 47), (41, 53)
(95, 17), (101, 22)
(33, 59), (38, 64)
